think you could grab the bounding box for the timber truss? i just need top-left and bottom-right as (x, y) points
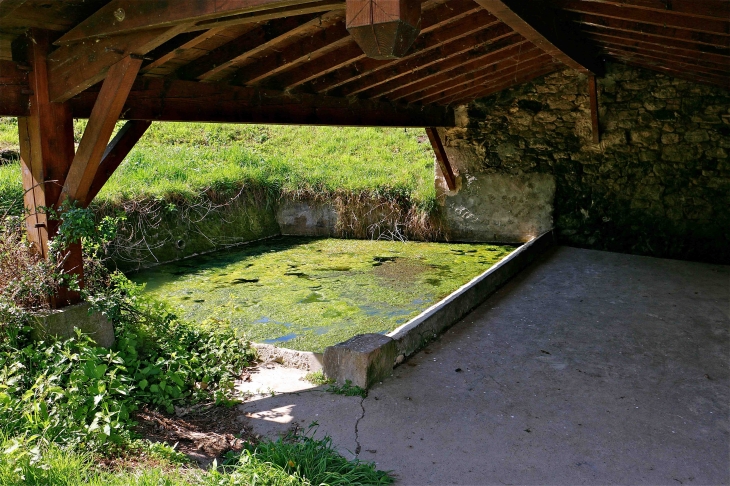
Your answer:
(0, 0), (728, 305)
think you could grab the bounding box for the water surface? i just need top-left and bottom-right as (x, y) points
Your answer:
(131, 237), (515, 352)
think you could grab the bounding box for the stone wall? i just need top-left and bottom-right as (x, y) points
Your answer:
(440, 62), (730, 263)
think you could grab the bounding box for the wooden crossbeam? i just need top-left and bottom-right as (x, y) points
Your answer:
(47, 25), (187, 102)
(426, 128), (456, 191)
(83, 120), (152, 207)
(473, 0), (603, 75)
(68, 77), (455, 127)
(56, 0), (329, 45)
(60, 56), (142, 205)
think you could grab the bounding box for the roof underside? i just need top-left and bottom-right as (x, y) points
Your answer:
(0, 0), (728, 125)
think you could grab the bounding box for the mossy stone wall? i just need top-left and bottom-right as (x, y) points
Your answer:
(442, 62), (730, 263)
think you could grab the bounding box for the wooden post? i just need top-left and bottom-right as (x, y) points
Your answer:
(425, 127), (456, 191)
(18, 29), (81, 307)
(589, 75), (600, 144)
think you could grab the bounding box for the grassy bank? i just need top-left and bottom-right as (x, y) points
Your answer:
(0, 118), (436, 212)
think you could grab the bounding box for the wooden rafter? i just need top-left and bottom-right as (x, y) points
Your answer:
(376, 38), (529, 101)
(426, 128), (456, 191)
(191, 0), (344, 31)
(569, 0), (730, 20)
(60, 56), (142, 205)
(310, 7), (493, 94)
(83, 120), (152, 207)
(474, 0), (603, 75)
(343, 29), (521, 98)
(56, 0), (330, 45)
(68, 78), (455, 127)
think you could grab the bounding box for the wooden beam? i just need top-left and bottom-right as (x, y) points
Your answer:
(18, 29), (81, 307)
(191, 0), (344, 30)
(83, 120), (151, 207)
(60, 56), (142, 205)
(47, 24), (187, 102)
(443, 62), (562, 106)
(69, 77), (456, 127)
(417, 53), (553, 105)
(599, 44), (730, 77)
(473, 0), (603, 75)
(56, 0), (330, 45)
(426, 128), (456, 191)
(588, 75), (599, 144)
(403, 49), (547, 104)
(0, 60), (29, 116)
(376, 38), (528, 101)
(608, 57), (730, 89)
(310, 6), (493, 94)
(0, 0), (26, 19)
(577, 0), (730, 20)
(554, 0), (730, 35)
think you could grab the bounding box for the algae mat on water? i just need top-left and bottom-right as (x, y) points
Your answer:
(131, 237), (515, 352)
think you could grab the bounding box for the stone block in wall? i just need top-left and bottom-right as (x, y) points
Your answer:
(276, 200), (338, 236)
(32, 303), (115, 348)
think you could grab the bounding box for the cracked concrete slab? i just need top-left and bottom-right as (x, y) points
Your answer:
(239, 247), (729, 485)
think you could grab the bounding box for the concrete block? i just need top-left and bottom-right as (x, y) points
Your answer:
(323, 333), (397, 389)
(253, 343), (323, 371)
(32, 303), (115, 348)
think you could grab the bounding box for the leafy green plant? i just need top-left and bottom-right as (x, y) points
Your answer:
(303, 370), (333, 386)
(327, 380), (367, 398)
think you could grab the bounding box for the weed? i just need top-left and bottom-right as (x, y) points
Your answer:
(303, 370), (333, 386)
(327, 380), (368, 398)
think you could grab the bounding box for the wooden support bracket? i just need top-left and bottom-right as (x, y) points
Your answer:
(588, 75), (600, 144)
(60, 55), (142, 206)
(425, 127), (456, 191)
(83, 120), (151, 207)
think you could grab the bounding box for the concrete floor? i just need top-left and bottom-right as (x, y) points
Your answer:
(239, 247), (729, 485)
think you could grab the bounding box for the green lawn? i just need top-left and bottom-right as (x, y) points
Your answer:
(0, 118), (436, 211)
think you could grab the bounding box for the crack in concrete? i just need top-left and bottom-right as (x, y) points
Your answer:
(354, 396), (366, 456)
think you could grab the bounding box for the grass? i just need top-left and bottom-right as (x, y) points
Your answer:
(0, 118), (437, 211)
(0, 431), (392, 485)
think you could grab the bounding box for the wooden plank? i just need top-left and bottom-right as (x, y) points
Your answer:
(61, 56), (142, 205)
(346, 33), (523, 99)
(554, 0), (730, 35)
(69, 77), (456, 127)
(402, 47), (544, 103)
(191, 0), (344, 30)
(581, 28), (730, 66)
(0, 0), (26, 20)
(83, 120), (151, 206)
(265, 0), (480, 89)
(140, 28), (229, 74)
(425, 127), (456, 190)
(309, 6), (491, 93)
(375, 38), (529, 101)
(415, 53), (552, 104)
(176, 14), (320, 82)
(0, 60), (29, 116)
(602, 46), (730, 77)
(56, 0), (328, 45)
(609, 56), (730, 89)
(443, 62), (563, 105)
(48, 24), (187, 102)
(473, 0), (603, 75)
(588, 75), (599, 144)
(569, 12), (730, 48)
(574, 0), (730, 20)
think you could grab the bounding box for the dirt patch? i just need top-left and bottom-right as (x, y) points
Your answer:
(133, 403), (254, 467)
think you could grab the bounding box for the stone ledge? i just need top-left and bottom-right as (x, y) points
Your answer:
(323, 333), (398, 389)
(32, 302), (115, 348)
(253, 343), (323, 371)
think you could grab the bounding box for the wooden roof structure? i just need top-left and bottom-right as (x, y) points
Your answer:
(1, 0), (728, 126)
(0, 0), (728, 306)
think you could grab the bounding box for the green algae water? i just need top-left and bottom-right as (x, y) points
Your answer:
(131, 237), (515, 352)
